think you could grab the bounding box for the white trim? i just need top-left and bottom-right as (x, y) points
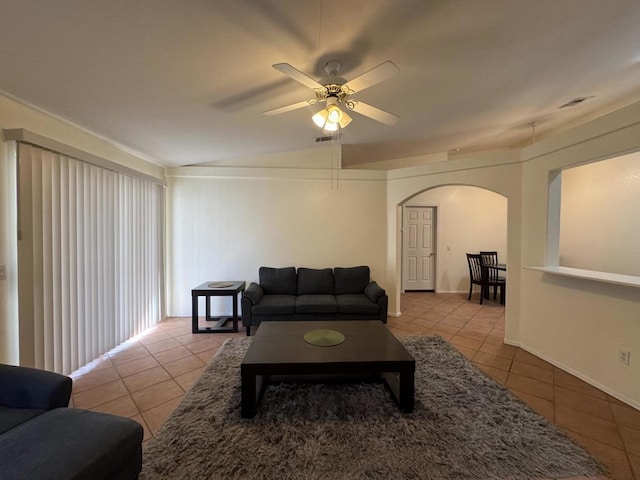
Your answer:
(524, 266), (640, 288)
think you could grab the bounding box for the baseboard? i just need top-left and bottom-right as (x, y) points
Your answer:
(504, 339), (640, 411)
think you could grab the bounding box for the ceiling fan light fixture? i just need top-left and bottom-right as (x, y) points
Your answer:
(312, 109), (329, 128)
(312, 97), (351, 131)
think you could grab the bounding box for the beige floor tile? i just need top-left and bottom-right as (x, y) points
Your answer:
(428, 328), (454, 341)
(141, 396), (184, 435)
(611, 403), (640, 431)
(475, 363), (509, 385)
(92, 394), (140, 418)
(554, 368), (609, 400)
(513, 349), (554, 370)
(629, 453), (640, 480)
(554, 386), (614, 421)
(114, 355), (161, 378)
(510, 389), (555, 422)
(507, 373), (554, 401)
(449, 334), (483, 351)
(556, 404), (624, 449)
(406, 317), (437, 329)
(455, 330), (488, 343)
(620, 425), (640, 456)
(510, 361), (554, 384)
(138, 331), (173, 346)
(186, 337), (226, 354)
(430, 323), (460, 335)
(472, 351), (513, 372)
(122, 365), (171, 393)
(71, 365), (120, 393)
(565, 430), (633, 480)
(452, 344), (477, 360)
(174, 366), (206, 391)
(197, 347), (220, 364)
(132, 379), (184, 412)
(152, 345), (193, 364)
(144, 337), (183, 354)
(72, 379), (129, 409)
(163, 354), (206, 378)
(478, 341), (517, 360)
(108, 345), (150, 365)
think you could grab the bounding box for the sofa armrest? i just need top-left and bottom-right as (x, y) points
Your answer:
(0, 364), (72, 409)
(364, 281), (385, 302)
(243, 282), (264, 305)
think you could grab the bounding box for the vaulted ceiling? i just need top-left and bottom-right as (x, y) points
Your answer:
(1, 0), (640, 167)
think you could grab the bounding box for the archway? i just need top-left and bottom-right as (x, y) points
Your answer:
(398, 185), (507, 299)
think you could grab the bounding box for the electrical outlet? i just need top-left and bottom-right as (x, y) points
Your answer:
(618, 349), (631, 366)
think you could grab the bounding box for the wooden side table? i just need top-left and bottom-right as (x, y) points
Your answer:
(191, 281), (246, 333)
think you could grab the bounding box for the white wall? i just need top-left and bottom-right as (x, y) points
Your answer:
(520, 102), (640, 408)
(560, 151), (640, 276)
(166, 167), (387, 316)
(407, 186), (507, 293)
(0, 94), (164, 364)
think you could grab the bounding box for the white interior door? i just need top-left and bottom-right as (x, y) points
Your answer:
(402, 206), (435, 291)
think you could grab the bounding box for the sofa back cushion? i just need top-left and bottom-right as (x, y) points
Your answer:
(334, 266), (370, 295)
(259, 267), (297, 295)
(297, 268), (334, 295)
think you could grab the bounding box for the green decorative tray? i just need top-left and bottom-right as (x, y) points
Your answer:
(303, 329), (345, 347)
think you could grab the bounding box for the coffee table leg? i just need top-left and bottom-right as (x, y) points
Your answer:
(241, 370), (264, 418)
(399, 368), (415, 413)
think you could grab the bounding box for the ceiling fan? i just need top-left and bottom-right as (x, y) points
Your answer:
(263, 60), (400, 131)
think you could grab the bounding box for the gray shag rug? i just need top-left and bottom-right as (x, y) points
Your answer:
(141, 335), (605, 480)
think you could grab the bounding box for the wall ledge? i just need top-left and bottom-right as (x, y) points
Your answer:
(525, 265), (640, 288)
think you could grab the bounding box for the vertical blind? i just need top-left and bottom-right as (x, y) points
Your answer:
(17, 143), (164, 375)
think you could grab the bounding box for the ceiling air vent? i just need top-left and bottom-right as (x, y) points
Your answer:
(558, 96), (594, 109)
(315, 134), (341, 142)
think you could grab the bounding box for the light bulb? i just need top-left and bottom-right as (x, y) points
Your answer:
(327, 107), (341, 123)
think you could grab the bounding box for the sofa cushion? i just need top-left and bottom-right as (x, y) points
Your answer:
(0, 406), (45, 435)
(336, 294), (379, 314)
(259, 267), (297, 295)
(297, 268), (334, 295)
(295, 295), (337, 314)
(0, 407), (142, 480)
(364, 281), (385, 302)
(243, 283), (264, 305)
(334, 266), (370, 295)
(251, 295), (296, 315)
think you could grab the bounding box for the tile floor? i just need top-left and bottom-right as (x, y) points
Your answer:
(69, 292), (639, 480)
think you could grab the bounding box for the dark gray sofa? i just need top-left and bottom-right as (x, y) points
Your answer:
(0, 363), (143, 480)
(241, 266), (388, 335)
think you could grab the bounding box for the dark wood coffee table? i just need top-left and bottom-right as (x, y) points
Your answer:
(240, 321), (415, 418)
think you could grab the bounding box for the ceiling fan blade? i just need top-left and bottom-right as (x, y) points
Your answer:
(348, 101), (399, 126)
(263, 99), (317, 116)
(273, 63), (323, 90)
(344, 61), (399, 93)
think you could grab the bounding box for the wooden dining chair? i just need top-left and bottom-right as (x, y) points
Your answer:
(480, 251), (506, 301)
(467, 253), (506, 305)
(466, 253), (485, 304)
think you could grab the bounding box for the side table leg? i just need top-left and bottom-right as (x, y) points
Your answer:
(191, 293), (198, 334)
(232, 292), (239, 332)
